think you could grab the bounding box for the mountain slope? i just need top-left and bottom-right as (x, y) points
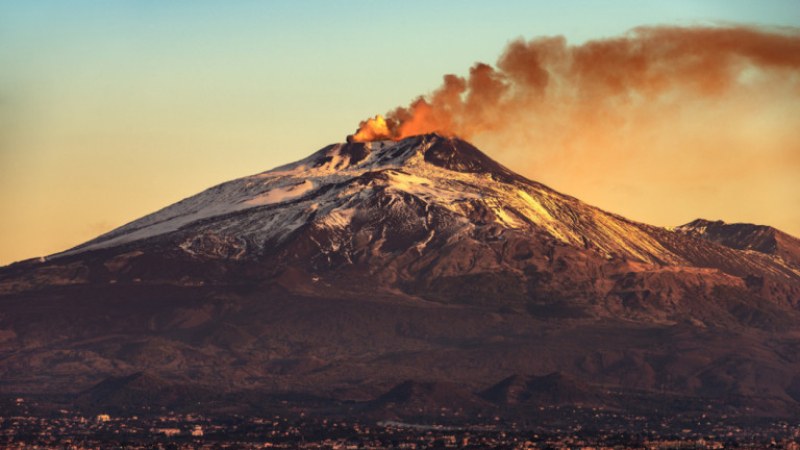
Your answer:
(59, 134), (682, 264)
(1, 134), (799, 420)
(10, 133), (793, 306)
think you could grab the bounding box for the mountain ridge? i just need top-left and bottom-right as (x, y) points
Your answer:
(677, 218), (800, 269)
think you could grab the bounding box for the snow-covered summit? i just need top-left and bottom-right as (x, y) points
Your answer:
(59, 134), (683, 264)
(271, 133), (524, 181)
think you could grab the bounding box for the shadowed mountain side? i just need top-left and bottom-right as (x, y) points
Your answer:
(0, 134), (799, 421)
(76, 372), (211, 409)
(365, 381), (494, 420)
(480, 372), (600, 406)
(677, 219), (800, 269)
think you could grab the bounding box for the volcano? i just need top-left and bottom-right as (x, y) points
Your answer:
(1, 134), (799, 420)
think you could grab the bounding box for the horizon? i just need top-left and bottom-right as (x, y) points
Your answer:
(2, 1), (799, 265)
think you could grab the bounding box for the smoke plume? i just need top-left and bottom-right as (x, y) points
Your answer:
(350, 26), (800, 234)
(351, 26), (800, 141)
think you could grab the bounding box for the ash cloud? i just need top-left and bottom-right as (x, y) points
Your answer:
(353, 26), (800, 141)
(351, 26), (800, 235)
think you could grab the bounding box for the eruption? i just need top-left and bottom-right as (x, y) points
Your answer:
(349, 115), (394, 142)
(349, 26), (800, 143)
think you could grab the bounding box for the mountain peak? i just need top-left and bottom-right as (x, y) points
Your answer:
(420, 134), (526, 183)
(676, 218), (800, 268)
(50, 133), (695, 265)
(676, 218), (778, 250)
(291, 133), (523, 182)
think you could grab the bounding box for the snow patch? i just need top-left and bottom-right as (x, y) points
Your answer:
(320, 207), (356, 229)
(517, 190), (555, 222)
(244, 180), (315, 206)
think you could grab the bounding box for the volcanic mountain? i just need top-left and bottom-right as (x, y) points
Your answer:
(1, 134), (799, 420)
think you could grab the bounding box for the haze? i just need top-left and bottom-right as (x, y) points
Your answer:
(1, 0), (799, 266)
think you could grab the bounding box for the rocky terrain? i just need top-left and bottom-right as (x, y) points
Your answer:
(1, 134), (799, 423)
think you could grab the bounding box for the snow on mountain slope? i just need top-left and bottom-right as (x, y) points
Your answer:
(58, 134), (683, 265)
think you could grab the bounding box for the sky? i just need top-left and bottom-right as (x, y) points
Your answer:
(1, 0), (799, 265)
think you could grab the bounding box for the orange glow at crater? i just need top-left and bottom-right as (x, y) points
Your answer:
(350, 115), (394, 142)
